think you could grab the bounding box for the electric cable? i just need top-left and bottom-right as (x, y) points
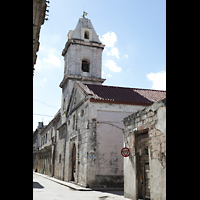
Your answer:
(33, 113), (54, 117)
(33, 98), (58, 109)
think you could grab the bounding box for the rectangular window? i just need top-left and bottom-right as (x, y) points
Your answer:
(73, 115), (75, 130)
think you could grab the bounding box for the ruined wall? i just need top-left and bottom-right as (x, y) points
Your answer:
(123, 98), (166, 200)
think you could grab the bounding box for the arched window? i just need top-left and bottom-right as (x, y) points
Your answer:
(82, 59), (90, 72)
(84, 30), (89, 39)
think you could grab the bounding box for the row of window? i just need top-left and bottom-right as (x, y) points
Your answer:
(41, 134), (47, 146)
(41, 128), (53, 146)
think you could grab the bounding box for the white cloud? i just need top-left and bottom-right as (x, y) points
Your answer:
(100, 32), (117, 48)
(34, 58), (42, 71)
(34, 47), (62, 71)
(107, 47), (119, 59)
(147, 71), (166, 90)
(100, 32), (120, 59)
(43, 54), (61, 67)
(104, 60), (122, 72)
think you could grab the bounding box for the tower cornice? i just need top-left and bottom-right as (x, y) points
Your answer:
(59, 74), (106, 88)
(62, 39), (105, 57)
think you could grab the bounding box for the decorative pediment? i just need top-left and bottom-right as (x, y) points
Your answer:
(66, 82), (89, 116)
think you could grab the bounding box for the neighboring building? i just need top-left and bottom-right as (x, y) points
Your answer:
(33, 122), (45, 172)
(123, 98), (166, 200)
(33, 16), (166, 190)
(33, 0), (49, 75)
(33, 110), (61, 176)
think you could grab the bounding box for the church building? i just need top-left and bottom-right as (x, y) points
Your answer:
(33, 16), (166, 189)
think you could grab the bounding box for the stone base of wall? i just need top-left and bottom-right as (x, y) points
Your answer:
(89, 175), (124, 189)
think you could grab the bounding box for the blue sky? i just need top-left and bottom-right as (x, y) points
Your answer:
(33, 0), (166, 130)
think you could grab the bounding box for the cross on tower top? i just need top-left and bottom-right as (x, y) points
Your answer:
(82, 11), (88, 18)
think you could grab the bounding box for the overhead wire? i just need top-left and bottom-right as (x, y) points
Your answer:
(33, 113), (54, 117)
(33, 98), (59, 110)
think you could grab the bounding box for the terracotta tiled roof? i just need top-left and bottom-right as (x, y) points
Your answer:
(82, 83), (166, 106)
(133, 88), (166, 102)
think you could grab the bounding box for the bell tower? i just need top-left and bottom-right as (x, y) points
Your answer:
(59, 16), (106, 121)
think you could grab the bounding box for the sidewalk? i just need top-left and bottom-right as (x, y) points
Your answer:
(33, 172), (131, 200)
(33, 172), (91, 191)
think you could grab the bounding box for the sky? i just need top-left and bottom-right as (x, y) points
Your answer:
(33, 0), (166, 131)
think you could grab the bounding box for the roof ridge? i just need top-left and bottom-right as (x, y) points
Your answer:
(133, 88), (166, 92)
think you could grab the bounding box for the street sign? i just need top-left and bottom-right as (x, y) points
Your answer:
(121, 147), (130, 157)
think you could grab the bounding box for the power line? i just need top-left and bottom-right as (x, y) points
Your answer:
(33, 98), (59, 109)
(33, 113), (54, 117)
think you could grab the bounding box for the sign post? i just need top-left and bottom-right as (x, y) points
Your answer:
(121, 147), (130, 157)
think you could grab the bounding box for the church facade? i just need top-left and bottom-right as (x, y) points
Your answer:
(33, 16), (166, 189)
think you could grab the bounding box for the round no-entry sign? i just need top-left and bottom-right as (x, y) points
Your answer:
(121, 147), (130, 157)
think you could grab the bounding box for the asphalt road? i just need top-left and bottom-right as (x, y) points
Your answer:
(33, 173), (128, 200)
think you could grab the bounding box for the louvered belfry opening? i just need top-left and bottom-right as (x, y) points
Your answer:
(82, 60), (90, 72)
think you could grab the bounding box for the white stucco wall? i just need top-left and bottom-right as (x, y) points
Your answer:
(87, 102), (146, 187)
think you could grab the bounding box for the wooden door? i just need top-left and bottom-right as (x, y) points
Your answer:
(71, 144), (76, 181)
(136, 132), (150, 200)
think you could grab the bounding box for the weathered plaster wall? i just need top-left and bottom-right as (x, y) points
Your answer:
(63, 99), (90, 187)
(123, 98), (166, 200)
(86, 102), (146, 188)
(54, 124), (66, 180)
(95, 110), (129, 187)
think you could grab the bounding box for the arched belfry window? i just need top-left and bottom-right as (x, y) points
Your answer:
(84, 30), (89, 39)
(82, 59), (90, 72)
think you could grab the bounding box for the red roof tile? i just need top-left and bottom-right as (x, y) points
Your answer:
(133, 88), (166, 102)
(83, 83), (165, 106)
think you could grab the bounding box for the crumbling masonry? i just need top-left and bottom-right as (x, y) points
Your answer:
(123, 98), (166, 200)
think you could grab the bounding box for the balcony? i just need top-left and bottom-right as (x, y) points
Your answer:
(39, 136), (56, 152)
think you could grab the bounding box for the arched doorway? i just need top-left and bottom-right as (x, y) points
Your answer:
(71, 143), (76, 181)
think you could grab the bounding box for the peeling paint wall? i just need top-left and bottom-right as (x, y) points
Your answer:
(86, 103), (146, 188)
(95, 110), (127, 187)
(123, 98), (166, 200)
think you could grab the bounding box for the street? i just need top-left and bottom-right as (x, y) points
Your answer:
(33, 173), (130, 200)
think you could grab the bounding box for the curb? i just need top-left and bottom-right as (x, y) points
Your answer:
(33, 172), (92, 191)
